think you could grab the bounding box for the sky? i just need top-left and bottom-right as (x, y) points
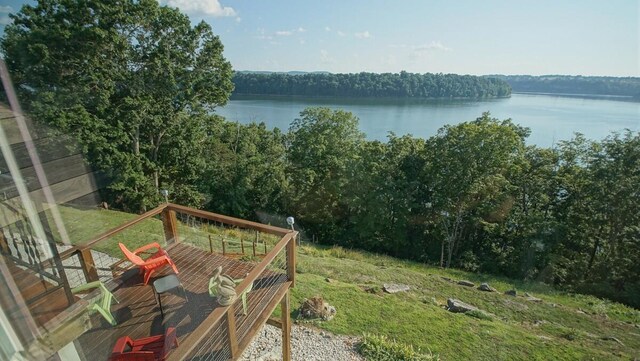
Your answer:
(0, 0), (639, 76)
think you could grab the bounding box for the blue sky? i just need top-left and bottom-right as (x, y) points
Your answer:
(1, 0), (638, 76)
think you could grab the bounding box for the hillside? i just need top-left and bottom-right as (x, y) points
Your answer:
(290, 245), (640, 360)
(51, 206), (640, 360)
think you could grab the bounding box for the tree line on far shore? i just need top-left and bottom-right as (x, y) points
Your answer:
(233, 71), (512, 99)
(492, 74), (640, 98)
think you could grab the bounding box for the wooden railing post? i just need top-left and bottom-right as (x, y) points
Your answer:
(281, 290), (291, 361)
(225, 308), (239, 358)
(286, 232), (297, 288)
(78, 248), (99, 282)
(161, 208), (179, 245)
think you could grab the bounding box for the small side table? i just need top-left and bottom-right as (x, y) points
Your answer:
(152, 274), (188, 318)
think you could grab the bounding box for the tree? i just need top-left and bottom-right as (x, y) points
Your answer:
(203, 120), (288, 220)
(287, 107), (365, 241)
(424, 112), (529, 268)
(1, 0), (233, 211)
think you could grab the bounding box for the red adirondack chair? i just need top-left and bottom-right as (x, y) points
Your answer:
(119, 242), (179, 285)
(110, 327), (178, 361)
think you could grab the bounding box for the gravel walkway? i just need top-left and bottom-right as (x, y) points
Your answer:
(240, 324), (364, 361)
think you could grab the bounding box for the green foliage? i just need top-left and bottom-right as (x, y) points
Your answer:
(358, 333), (439, 361)
(1, 0), (233, 211)
(202, 121), (288, 220)
(287, 107), (365, 241)
(233, 71), (511, 98)
(281, 108), (640, 307)
(491, 74), (640, 98)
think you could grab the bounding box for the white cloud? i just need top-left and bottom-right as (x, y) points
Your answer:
(337, 31), (346, 37)
(354, 31), (371, 39)
(256, 28), (273, 40)
(0, 15), (12, 25)
(413, 41), (452, 52)
(275, 30), (293, 36)
(297, 27), (306, 33)
(235, 17), (242, 23)
(325, 26), (331, 32)
(165, 0), (236, 17)
(320, 49), (335, 64)
(299, 39), (306, 45)
(0, 5), (13, 13)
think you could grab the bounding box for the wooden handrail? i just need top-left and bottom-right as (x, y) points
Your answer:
(49, 202), (298, 361)
(168, 231), (295, 360)
(78, 204), (168, 250)
(235, 232), (295, 298)
(167, 203), (292, 236)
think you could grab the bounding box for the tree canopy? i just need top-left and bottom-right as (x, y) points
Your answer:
(491, 75), (640, 98)
(1, 0), (234, 210)
(233, 71), (512, 99)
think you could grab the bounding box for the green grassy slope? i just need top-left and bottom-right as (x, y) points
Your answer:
(290, 245), (639, 360)
(50, 206), (640, 360)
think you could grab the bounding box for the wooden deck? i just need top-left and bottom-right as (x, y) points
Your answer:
(1, 204), (296, 361)
(3, 256), (75, 328)
(73, 242), (289, 361)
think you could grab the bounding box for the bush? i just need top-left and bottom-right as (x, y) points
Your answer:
(357, 333), (439, 361)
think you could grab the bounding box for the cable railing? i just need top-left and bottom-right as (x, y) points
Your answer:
(7, 203), (297, 361)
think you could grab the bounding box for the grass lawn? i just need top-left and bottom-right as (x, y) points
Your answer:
(290, 245), (640, 360)
(47, 206), (640, 360)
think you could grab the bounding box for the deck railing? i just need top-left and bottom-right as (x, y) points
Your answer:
(49, 203), (296, 361)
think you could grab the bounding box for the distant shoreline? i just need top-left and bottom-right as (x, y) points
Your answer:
(230, 93), (512, 101)
(513, 91), (637, 101)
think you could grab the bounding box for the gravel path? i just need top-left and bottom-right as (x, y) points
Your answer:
(240, 324), (364, 361)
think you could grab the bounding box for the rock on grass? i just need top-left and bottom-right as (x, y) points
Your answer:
(447, 298), (479, 313)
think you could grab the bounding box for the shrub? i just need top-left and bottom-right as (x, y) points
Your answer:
(357, 333), (439, 361)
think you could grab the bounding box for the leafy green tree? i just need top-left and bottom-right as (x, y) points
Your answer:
(1, 0), (233, 211)
(550, 132), (640, 305)
(287, 107), (364, 241)
(423, 112), (529, 268)
(203, 120), (288, 220)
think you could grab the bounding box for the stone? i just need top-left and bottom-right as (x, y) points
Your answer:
(383, 283), (411, 294)
(457, 280), (475, 287)
(504, 289), (517, 296)
(298, 296), (337, 321)
(525, 292), (543, 303)
(447, 298), (479, 313)
(325, 278), (335, 283)
(478, 282), (496, 292)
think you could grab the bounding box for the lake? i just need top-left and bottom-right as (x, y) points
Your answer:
(216, 94), (640, 147)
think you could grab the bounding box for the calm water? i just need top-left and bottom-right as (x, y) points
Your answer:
(216, 94), (640, 147)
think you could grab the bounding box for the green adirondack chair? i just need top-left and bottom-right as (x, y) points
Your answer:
(208, 267), (253, 315)
(71, 281), (119, 326)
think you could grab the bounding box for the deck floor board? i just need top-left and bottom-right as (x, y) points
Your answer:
(71, 243), (287, 361)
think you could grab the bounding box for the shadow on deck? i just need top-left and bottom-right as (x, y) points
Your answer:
(74, 242), (289, 360)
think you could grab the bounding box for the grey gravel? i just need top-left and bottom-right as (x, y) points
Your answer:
(240, 324), (364, 361)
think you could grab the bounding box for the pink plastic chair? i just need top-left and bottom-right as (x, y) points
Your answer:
(119, 242), (179, 285)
